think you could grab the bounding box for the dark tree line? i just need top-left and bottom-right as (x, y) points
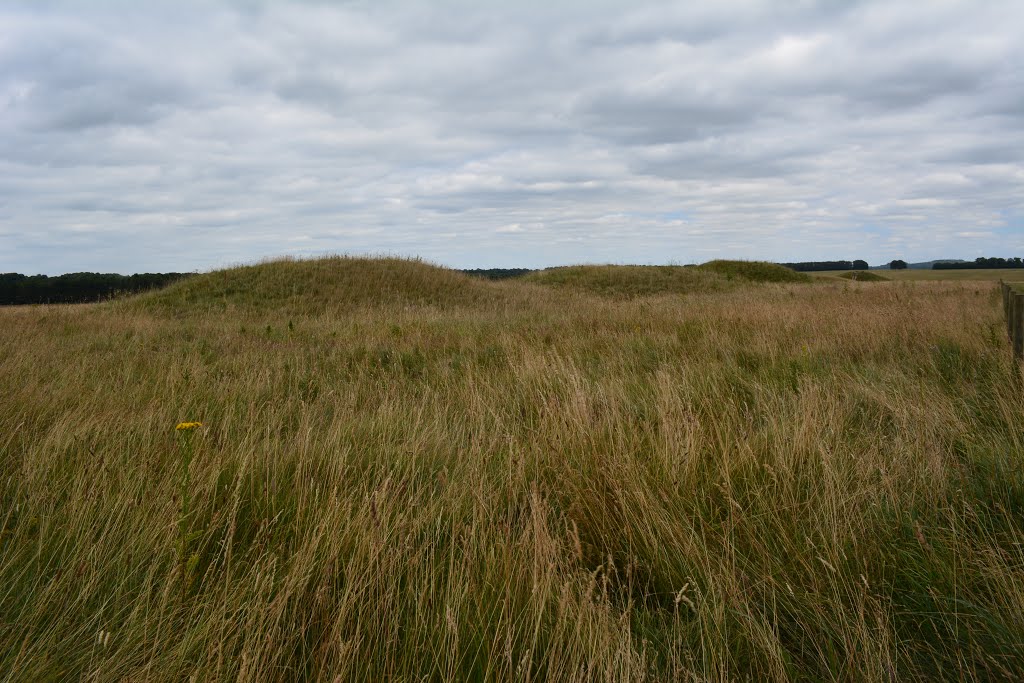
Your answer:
(777, 260), (870, 272)
(460, 268), (534, 280)
(933, 257), (1023, 270)
(0, 272), (191, 305)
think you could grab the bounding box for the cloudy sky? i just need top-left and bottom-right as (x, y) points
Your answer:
(1, 1), (1022, 274)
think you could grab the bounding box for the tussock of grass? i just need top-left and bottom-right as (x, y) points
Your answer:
(697, 259), (813, 283)
(524, 264), (732, 298)
(838, 270), (889, 282)
(2, 260), (1023, 680)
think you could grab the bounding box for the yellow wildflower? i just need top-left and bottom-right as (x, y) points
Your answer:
(175, 422), (203, 431)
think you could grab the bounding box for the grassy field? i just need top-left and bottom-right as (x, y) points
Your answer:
(2, 257), (1023, 681)
(813, 268), (1024, 282)
(523, 261), (809, 299)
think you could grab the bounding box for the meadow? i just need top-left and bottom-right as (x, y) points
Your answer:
(812, 268), (1024, 282)
(1, 258), (1022, 681)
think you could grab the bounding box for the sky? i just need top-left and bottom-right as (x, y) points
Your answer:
(1, 0), (1022, 274)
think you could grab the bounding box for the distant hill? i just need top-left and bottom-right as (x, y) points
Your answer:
(524, 264), (729, 298)
(871, 259), (966, 270)
(908, 259), (967, 270)
(524, 260), (810, 298)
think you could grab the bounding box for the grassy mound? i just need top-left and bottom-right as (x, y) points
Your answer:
(127, 256), (508, 315)
(838, 270), (889, 282)
(523, 264), (730, 298)
(697, 260), (812, 283)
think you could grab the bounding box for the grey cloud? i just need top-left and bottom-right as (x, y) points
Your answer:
(0, 0), (1022, 274)
(572, 90), (759, 145)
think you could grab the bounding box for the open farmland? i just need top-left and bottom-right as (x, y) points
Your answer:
(812, 268), (1024, 282)
(2, 258), (1023, 681)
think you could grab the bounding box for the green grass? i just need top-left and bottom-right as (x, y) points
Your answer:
(523, 264), (732, 298)
(697, 259), (812, 283)
(836, 270), (889, 282)
(131, 255), (516, 316)
(814, 268), (1024, 282)
(2, 257), (1023, 681)
(523, 260), (808, 298)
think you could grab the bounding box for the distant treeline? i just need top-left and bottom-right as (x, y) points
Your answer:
(777, 260), (870, 272)
(932, 257), (1023, 270)
(460, 268), (534, 280)
(0, 272), (192, 305)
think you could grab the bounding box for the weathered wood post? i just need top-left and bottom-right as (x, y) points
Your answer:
(1014, 290), (1024, 360)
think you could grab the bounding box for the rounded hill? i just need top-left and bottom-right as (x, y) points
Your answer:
(127, 256), (511, 316)
(523, 260), (810, 298)
(697, 260), (812, 283)
(837, 270), (888, 282)
(523, 265), (731, 298)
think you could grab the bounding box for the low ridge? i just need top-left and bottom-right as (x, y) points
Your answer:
(523, 264), (731, 298)
(697, 260), (813, 283)
(524, 260), (810, 298)
(837, 270), (889, 282)
(126, 256), (510, 315)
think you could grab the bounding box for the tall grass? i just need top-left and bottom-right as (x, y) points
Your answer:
(524, 265), (732, 298)
(1, 259), (1022, 680)
(523, 260), (808, 299)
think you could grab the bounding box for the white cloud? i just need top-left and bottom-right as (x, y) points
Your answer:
(0, 0), (1022, 273)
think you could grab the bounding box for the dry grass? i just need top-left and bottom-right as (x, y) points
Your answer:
(696, 260), (812, 283)
(837, 271), (889, 282)
(524, 261), (807, 299)
(814, 268), (1024, 282)
(523, 264), (733, 298)
(1, 258), (1023, 681)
